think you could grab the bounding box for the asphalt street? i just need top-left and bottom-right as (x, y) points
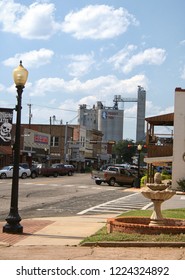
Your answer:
(0, 174), (150, 220)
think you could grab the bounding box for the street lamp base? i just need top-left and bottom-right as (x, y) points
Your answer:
(3, 223), (23, 234)
(3, 211), (23, 234)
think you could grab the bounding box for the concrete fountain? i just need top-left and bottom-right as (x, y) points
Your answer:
(107, 173), (185, 235)
(142, 173), (176, 226)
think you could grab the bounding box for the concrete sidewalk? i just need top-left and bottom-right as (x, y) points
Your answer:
(0, 214), (110, 247)
(0, 191), (185, 260)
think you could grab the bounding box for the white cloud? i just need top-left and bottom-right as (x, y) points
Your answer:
(62, 5), (139, 39)
(79, 95), (97, 106)
(145, 101), (174, 118)
(124, 48), (166, 73)
(58, 99), (79, 124)
(0, 2), (139, 40)
(28, 74), (148, 104)
(145, 101), (162, 117)
(160, 106), (174, 115)
(109, 46), (166, 73)
(29, 78), (65, 97)
(30, 106), (60, 124)
(124, 103), (138, 117)
(66, 53), (95, 77)
(0, 0), (25, 31)
(3, 48), (54, 68)
(108, 45), (137, 70)
(59, 96), (98, 124)
(5, 81), (32, 96)
(0, 1), (60, 39)
(120, 75), (148, 94)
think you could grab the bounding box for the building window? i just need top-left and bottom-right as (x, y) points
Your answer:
(51, 136), (59, 147)
(81, 136), (85, 147)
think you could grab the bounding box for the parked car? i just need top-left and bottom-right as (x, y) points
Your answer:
(37, 165), (62, 177)
(64, 164), (76, 176)
(19, 163), (39, 179)
(0, 165), (31, 179)
(51, 163), (75, 176)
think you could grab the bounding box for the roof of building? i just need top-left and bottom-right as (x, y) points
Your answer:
(175, 87), (185, 92)
(145, 113), (174, 126)
(144, 156), (173, 165)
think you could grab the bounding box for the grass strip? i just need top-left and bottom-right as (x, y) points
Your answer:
(81, 208), (185, 244)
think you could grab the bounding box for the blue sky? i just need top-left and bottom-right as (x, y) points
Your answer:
(0, 0), (184, 140)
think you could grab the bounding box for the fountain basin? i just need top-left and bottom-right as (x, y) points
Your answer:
(146, 183), (168, 191)
(142, 190), (176, 201)
(141, 189), (176, 226)
(107, 217), (185, 235)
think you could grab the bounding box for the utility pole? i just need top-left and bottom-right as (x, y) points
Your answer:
(27, 103), (32, 128)
(49, 116), (52, 158)
(64, 122), (68, 163)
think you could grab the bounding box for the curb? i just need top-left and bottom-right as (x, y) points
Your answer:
(81, 242), (185, 248)
(176, 191), (185, 195)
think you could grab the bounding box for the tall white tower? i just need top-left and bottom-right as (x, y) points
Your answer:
(136, 86), (146, 142)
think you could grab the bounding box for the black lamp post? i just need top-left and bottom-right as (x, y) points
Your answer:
(3, 61), (28, 234)
(136, 144), (142, 188)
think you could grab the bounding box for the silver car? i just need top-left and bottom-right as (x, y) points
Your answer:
(0, 165), (31, 179)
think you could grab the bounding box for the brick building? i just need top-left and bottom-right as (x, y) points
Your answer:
(0, 122), (114, 170)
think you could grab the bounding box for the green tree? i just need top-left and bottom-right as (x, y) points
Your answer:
(113, 139), (135, 164)
(113, 140), (147, 166)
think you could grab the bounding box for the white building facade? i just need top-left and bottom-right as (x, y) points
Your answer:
(172, 87), (185, 189)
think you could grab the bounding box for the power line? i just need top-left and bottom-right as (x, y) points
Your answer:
(23, 102), (77, 113)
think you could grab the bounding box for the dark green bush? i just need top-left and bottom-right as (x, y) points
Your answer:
(85, 166), (93, 173)
(177, 178), (185, 192)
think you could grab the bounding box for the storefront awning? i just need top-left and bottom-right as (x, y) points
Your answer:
(21, 150), (36, 154)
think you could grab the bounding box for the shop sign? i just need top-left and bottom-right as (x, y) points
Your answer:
(0, 108), (13, 146)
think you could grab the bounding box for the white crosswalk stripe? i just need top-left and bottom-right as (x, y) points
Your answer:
(78, 192), (152, 215)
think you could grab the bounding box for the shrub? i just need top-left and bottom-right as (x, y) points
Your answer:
(161, 174), (171, 180)
(140, 175), (147, 187)
(85, 166), (93, 173)
(177, 178), (185, 192)
(140, 174), (171, 187)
